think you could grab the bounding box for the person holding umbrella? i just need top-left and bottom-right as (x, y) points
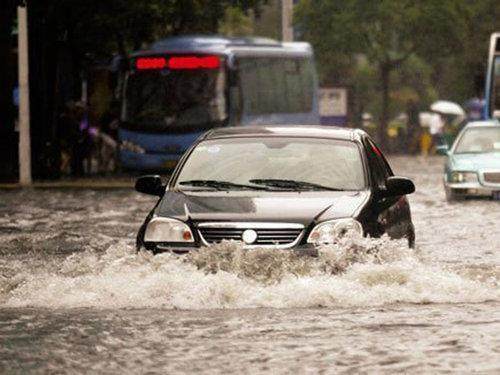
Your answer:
(428, 110), (445, 151)
(429, 101), (465, 152)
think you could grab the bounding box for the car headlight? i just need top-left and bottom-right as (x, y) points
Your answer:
(450, 171), (478, 183)
(307, 218), (363, 244)
(144, 217), (194, 242)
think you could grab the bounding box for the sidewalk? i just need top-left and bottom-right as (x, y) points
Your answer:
(0, 177), (136, 190)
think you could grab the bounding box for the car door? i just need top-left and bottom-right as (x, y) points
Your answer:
(363, 137), (415, 246)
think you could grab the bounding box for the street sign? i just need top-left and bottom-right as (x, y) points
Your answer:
(319, 87), (348, 126)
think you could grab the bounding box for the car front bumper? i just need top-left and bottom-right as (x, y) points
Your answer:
(445, 181), (500, 197)
(151, 243), (320, 256)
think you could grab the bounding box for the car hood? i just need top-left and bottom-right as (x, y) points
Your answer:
(450, 153), (500, 171)
(157, 190), (370, 225)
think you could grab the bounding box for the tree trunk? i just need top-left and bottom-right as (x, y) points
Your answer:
(378, 62), (391, 151)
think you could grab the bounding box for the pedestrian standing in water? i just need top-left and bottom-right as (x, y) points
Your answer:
(57, 102), (80, 175)
(72, 102), (92, 176)
(429, 111), (445, 153)
(406, 99), (420, 154)
(96, 100), (120, 173)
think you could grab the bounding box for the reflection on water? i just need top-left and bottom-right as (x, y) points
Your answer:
(0, 156), (499, 372)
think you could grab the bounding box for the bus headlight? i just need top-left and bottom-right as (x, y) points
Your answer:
(450, 171), (478, 183)
(144, 217), (194, 242)
(307, 219), (363, 244)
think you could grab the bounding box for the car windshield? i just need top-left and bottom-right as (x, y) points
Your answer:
(454, 127), (500, 154)
(175, 137), (366, 191)
(123, 68), (227, 132)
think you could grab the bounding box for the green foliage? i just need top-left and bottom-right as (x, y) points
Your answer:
(218, 6), (254, 36)
(296, 0), (466, 70)
(252, 0), (281, 40)
(47, 0), (268, 58)
(295, 0), (500, 138)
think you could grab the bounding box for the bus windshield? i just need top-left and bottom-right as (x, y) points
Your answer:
(123, 68), (227, 132)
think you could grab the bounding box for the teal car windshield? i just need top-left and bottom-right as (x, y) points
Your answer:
(455, 127), (500, 154)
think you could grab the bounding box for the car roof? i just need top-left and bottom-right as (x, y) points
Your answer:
(463, 120), (500, 129)
(201, 125), (365, 142)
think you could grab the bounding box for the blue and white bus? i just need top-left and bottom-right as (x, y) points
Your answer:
(485, 32), (500, 120)
(119, 35), (319, 170)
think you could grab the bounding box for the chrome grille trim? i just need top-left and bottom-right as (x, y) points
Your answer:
(197, 222), (304, 229)
(197, 222), (305, 249)
(481, 170), (500, 187)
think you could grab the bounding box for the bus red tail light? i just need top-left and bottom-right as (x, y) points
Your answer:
(168, 56), (220, 69)
(136, 57), (167, 70)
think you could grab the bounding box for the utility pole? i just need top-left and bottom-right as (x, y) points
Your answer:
(17, 4), (32, 185)
(281, 0), (293, 42)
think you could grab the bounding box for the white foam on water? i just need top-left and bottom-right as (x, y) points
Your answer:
(1, 237), (498, 309)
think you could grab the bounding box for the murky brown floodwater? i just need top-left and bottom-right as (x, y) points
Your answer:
(0, 156), (499, 373)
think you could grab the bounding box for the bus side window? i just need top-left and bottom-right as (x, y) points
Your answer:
(237, 56), (314, 116)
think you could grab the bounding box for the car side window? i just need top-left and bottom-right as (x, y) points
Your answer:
(365, 139), (391, 190)
(374, 143), (394, 177)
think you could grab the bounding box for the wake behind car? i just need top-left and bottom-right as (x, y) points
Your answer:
(440, 121), (500, 201)
(135, 125), (416, 254)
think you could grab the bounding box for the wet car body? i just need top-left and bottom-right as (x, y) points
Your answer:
(136, 125), (416, 253)
(441, 121), (500, 201)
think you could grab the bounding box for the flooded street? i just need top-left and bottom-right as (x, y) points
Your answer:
(1, 156), (499, 373)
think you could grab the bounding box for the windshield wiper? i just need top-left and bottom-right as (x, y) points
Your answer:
(249, 179), (346, 191)
(179, 180), (269, 191)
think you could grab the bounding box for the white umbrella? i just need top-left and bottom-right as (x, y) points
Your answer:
(430, 100), (465, 116)
(419, 111), (434, 127)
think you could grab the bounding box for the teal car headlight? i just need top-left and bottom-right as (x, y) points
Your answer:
(450, 171), (478, 183)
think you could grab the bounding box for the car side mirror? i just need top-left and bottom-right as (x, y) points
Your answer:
(384, 176), (415, 197)
(436, 144), (449, 155)
(135, 175), (164, 196)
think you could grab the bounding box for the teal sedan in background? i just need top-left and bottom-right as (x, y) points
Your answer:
(439, 121), (500, 201)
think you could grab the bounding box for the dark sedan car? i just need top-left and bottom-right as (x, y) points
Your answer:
(135, 125), (415, 254)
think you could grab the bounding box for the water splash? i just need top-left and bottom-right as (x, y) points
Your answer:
(1, 237), (498, 309)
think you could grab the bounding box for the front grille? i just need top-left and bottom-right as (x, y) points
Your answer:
(483, 172), (500, 184)
(197, 223), (304, 247)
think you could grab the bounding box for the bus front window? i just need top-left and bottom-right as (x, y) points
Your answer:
(124, 68), (227, 132)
